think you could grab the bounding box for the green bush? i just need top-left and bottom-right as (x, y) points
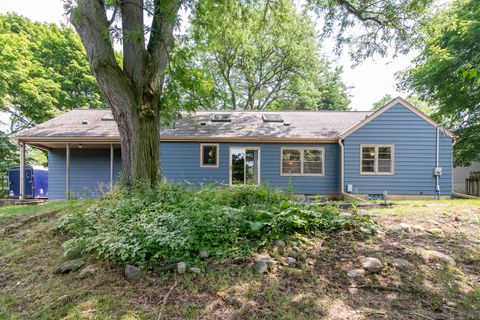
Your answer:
(57, 184), (371, 265)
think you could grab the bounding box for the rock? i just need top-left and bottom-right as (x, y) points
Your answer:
(288, 251), (299, 259)
(177, 262), (187, 273)
(228, 303), (252, 320)
(56, 259), (85, 274)
(124, 265), (141, 281)
(189, 267), (201, 273)
(158, 263), (177, 272)
(232, 257), (248, 265)
(391, 258), (409, 268)
(274, 240), (286, 248)
(421, 250), (456, 266)
(78, 265), (96, 279)
(360, 227), (373, 235)
(446, 301), (457, 307)
(285, 257), (297, 265)
(254, 259), (268, 274)
(360, 257), (383, 273)
(399, 223), (411, 232)
(412, 225), (425, 232)
(0, 228), (5, 237)
(347, 269), (366, 278)
(427, 228), (443, 235)
(199, 249), (209, 259)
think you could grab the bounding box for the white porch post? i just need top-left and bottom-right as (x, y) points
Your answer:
(19, 142), (25, 199)
(66, 143), (70, 199)
(110, 144), (114, 189)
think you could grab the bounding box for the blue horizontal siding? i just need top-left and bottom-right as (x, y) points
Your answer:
(48, 143), (339, 199)
(161, 142), (339, 194)
(48, 148), (121, 199)
(343, 103), (453, 195)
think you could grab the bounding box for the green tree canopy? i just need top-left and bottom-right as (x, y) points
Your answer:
(162, 0), (351, 111)
(0, 13), (105, 132)
(0, 13), (104, 178)
(400, 0), (480, 166)
(371, 94), (434, 115)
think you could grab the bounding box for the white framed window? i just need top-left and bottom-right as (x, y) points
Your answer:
(200, 144), (219, 167)
(360, 144), (394, 175)
(281, 147), (324, 176)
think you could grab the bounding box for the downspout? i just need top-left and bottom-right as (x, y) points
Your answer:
(436, 126), (440, 199)
(338, 139), (345, 197)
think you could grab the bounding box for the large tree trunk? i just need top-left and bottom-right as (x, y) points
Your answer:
(69, 0), (180, 186)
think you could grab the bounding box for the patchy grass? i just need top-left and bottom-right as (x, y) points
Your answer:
(0, 201), (70, 219)
(0, 199), (479, 319)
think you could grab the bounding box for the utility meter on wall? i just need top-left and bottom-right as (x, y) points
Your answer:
(433, 167), (443, 176)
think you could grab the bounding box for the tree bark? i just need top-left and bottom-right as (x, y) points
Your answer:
(69, 0), (181, 186)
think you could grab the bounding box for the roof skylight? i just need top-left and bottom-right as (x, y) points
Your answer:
(211, 114), (231, 122)
(262, 114), (283, 123)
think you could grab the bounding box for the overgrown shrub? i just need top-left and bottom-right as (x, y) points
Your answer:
(57, 184), (371, 265)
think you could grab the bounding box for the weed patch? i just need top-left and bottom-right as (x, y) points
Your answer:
(57, 184), (371, 265)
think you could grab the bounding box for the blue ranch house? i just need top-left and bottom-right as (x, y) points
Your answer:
(16, 97), (455, 200)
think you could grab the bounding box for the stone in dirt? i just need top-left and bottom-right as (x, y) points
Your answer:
(399, 223), (411, 232)
(199, 249), (209, 259)
(427, 228), (443, 234)
(55, 258), (85, 274)
(228, 303), (252, 320)
(78, 265), (96, 279)
(189, 267), (201, 273)
(347, 269), (366, 278)
(177, 262), (187, 273)
(391, 258), (409, 268)
(0, 228), (5, 237)
(254, 260), (268, 274)
(232, 257), (248, 265)
(421, 250), (456, 266)
(360, 227), (373, 235)
(288, 250), (299, 259)
(360, 257), (383, 273)
(124, 265), (141, 281)
(274, 240), (286, 248)
(285, 257), (297, 265)
(411, 225), (425, 232)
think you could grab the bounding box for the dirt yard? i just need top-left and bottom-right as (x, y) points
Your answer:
(0, 200), (479, 319)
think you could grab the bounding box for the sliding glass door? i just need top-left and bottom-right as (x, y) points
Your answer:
(230, 147), (260, 185)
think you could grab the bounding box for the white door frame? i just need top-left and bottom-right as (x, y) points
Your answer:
(228, 146), (261, 185)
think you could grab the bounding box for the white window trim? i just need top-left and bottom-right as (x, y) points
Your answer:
(280, 147), (325, 176)
(200, 143), (220, 168)
(360, 144), (394, 175)
(228, 146), (261, 185)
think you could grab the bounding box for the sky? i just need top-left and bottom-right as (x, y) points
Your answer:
(0, 0), (415, 111)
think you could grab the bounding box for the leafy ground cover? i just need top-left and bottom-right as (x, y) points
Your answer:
(0, 198), (479, 319)
(56, 184), (369, 266)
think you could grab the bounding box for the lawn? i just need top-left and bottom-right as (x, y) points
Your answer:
(0, 199), (479, 319)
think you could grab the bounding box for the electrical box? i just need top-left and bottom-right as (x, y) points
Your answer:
(347, 184), (353, 193)
(433, 167), (442, 176)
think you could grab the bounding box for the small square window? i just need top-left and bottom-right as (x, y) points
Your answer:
(360, 145), (394, 175)
(200, 144), (219, 167)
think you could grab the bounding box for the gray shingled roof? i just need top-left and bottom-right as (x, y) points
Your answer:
(17, 109), (373, 140)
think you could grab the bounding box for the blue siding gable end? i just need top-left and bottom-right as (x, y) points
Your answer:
(343, 103), (453, 195)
